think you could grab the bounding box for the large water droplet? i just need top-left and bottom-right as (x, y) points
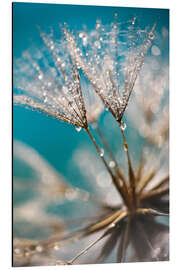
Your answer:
(109, 160), (115, 168)
(75, 126), (82, 132)
(99, 148), (104, 157)
(120, 122), (127, 131)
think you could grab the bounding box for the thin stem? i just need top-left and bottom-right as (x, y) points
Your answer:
(151, 176), (169, 191)
(69, 210), (128, 264)
(117, 216), (131, 262)
(69, 231), (108, 264)
(119, 123), (136, 210)
(85, 127), (130, 208)
(95, 124), (128, 192)
(140, 186), (169, 201)
(137, 169), (157, 195)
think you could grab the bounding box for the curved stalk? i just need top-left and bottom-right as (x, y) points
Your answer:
(119, 123), (136, 210)
(85, 127), (130, 208)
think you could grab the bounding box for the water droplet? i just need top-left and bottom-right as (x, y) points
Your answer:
(99, 148), (104, 157)
(83, 36), (87, 46)
(14, 248), (21, 255)
(96, 20), (101, 29)
(114, 13), (118, 19)
(132, 17), (136, 25)
(120, 122), (127, 131)
(75, 126), (82, 132)
(123, 143), (128, 152)
(94, 41), (101, 49)
(42, 93), (48, 103)
(36, 245), (43, 252)
(109, 161), (115, 168)
(54, 245), (60, 251)
(61, 62), (66, 68)
(50, 45), (54, 50)
(38, 74), (43, 80)
(79, 32), (84, 38)
(149, 32), (154, 40)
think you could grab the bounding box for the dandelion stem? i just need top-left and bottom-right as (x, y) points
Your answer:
(119, 123), (136, 210)
(95, 123), (129, 200)
(151, 176), (169, 191)
(69, 210), (128, 264)
(69, 232), (107, 264)
(85, 127), (129, 207)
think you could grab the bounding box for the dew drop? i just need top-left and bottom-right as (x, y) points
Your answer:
(61, 62), (66, 68)
(24, 251), (30, 257)
(123, 143), (128, 152)
(38, 74), (43, 80)
(132, 17), (136, 25)
(83, 37), (87, 46)
(79, 32), (84, 38)
(14, 248), (21, 255)
(149, 32), (154, 40)
(54, 245), (60, 251)
(109, 160), (115, 168)
(120, 122), (127, 131)
(99, 148), (104, 157)
(42, 94), (48, 103)
(50, 45), (54, 50)
(36, 245), (44, 252)
(75, 126), (82, 132)
(94, 41), (101, 49)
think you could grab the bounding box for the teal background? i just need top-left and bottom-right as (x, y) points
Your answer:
(13, 2), (169, 190)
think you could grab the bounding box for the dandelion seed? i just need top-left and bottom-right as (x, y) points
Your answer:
(14, 30), (88, 130)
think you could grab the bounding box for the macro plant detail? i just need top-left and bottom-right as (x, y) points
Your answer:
(13, 6), (169, 267)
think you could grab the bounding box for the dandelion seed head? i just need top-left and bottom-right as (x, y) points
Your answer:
(64, 17), (156, 124)
(14, 28), (89, 129)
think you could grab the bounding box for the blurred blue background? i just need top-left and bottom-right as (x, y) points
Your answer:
(13, 2), (169, 191)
